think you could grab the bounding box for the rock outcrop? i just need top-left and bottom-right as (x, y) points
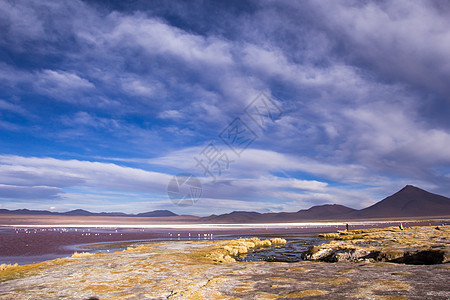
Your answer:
(302, 225), (450, 264)
(205, 237), (287, 263)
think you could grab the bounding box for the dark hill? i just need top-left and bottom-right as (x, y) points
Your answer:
(348, 185), (450, 218)
(202, 205), (356, 223)
(202, 211), (262, 223)
(135, 210), (178, 217)
(201, 186), (449, 222)
(0, 208), (179, 218)
(96, 212), (129, 217)
(1, 185), (448, 222)
(296, 204), (356, 219)
(0, 208), (55, 215)
(62, 209), (94, 216)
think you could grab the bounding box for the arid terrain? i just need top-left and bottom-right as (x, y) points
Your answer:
(0, 218), (442, 265)
(0, 225), (448, 299)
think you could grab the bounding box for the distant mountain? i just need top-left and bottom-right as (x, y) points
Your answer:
(0, 208), (55, 215)
(62, 209), (94, 216)
(1, 185), (449, 222)
(96, 212), (129, 217)
(202, 205), (356, 223)
(296, 204), (356, 219)
(202, 211), (262, 223)
(135, 210), (178, 217)
(348, 185), (450, 219)
(201, 186), (449, 222)
(0, 208), (178, 218)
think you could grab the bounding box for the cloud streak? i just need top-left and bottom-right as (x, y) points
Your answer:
(0, 0), (448, 213)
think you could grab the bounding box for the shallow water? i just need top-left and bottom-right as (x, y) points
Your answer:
(0, 227), (326, 265)
(72, 233), (326, 263)
(0, 220), (437, 265)
(237, 233), (325, 262)
(0, 225), (323, 264)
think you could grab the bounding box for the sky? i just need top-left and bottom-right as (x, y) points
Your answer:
(0, 0), (449, 216)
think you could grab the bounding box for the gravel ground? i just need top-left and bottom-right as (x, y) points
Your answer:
(0, 237), (449, 299)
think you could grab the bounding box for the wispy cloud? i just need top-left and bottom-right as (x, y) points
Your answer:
(0, 0), (448, 213)
(0, 99), (29, 116)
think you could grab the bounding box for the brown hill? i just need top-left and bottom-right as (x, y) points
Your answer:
(348, 185), (450, 219)
(201, 211), (263, 223)
(201, 204), (356, 223)
(0, 208), (178, 218)
(2, 185), (448, 223)
(202, 186), (450, 222)
(295, 204), (356, 219)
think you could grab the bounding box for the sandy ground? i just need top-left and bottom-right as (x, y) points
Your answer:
(0, 227), (449, 299)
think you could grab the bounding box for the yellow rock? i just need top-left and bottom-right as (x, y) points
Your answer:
(285, 289), (327, 298)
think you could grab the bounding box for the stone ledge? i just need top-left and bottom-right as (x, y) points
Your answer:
(302, 225), (450, 264)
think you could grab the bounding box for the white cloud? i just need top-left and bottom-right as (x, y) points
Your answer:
(170, 197), (288, 216)
(148, 146), (378, 185)
(0, 0), (449, 212)
(343, 104), (450, 167)
(0, 64), (96, 103)
(0, 184), (61, 200)
(119, 75), (165, 97)
(39, 70), (94, 89)
(158, 110), (184, 120)
(0, 99), (29, 116)
(0, 0), (46, 47)
(34, 69), (94, 98)
(0, 120), (23, 131)
(108, 14), (234, 68)
(0, 152), (376, 211)
(308, 0), (450, 94)
(0, 155), (173, 198)
(61, 112), (120, 130)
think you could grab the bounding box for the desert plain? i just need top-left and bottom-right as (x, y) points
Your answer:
(0, 220), (449, 299)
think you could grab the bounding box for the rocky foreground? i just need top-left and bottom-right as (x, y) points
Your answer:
(302, 225), (450, 264)
(0, 226), (449, 299)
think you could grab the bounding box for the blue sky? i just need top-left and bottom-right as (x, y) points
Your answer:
(0, 0), (449, 215)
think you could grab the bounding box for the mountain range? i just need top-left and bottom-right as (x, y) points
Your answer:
(1, 185), (449, 222)
(201, 185), (449, 223)
(0, 208), (178, 218)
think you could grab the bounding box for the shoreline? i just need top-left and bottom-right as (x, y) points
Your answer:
(302, 225), (450, 264)
(1, 219), (446, 229)
(1, 227), (449, 299)
(1, 220), (447, 266)
(1, 213), (449, 226)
